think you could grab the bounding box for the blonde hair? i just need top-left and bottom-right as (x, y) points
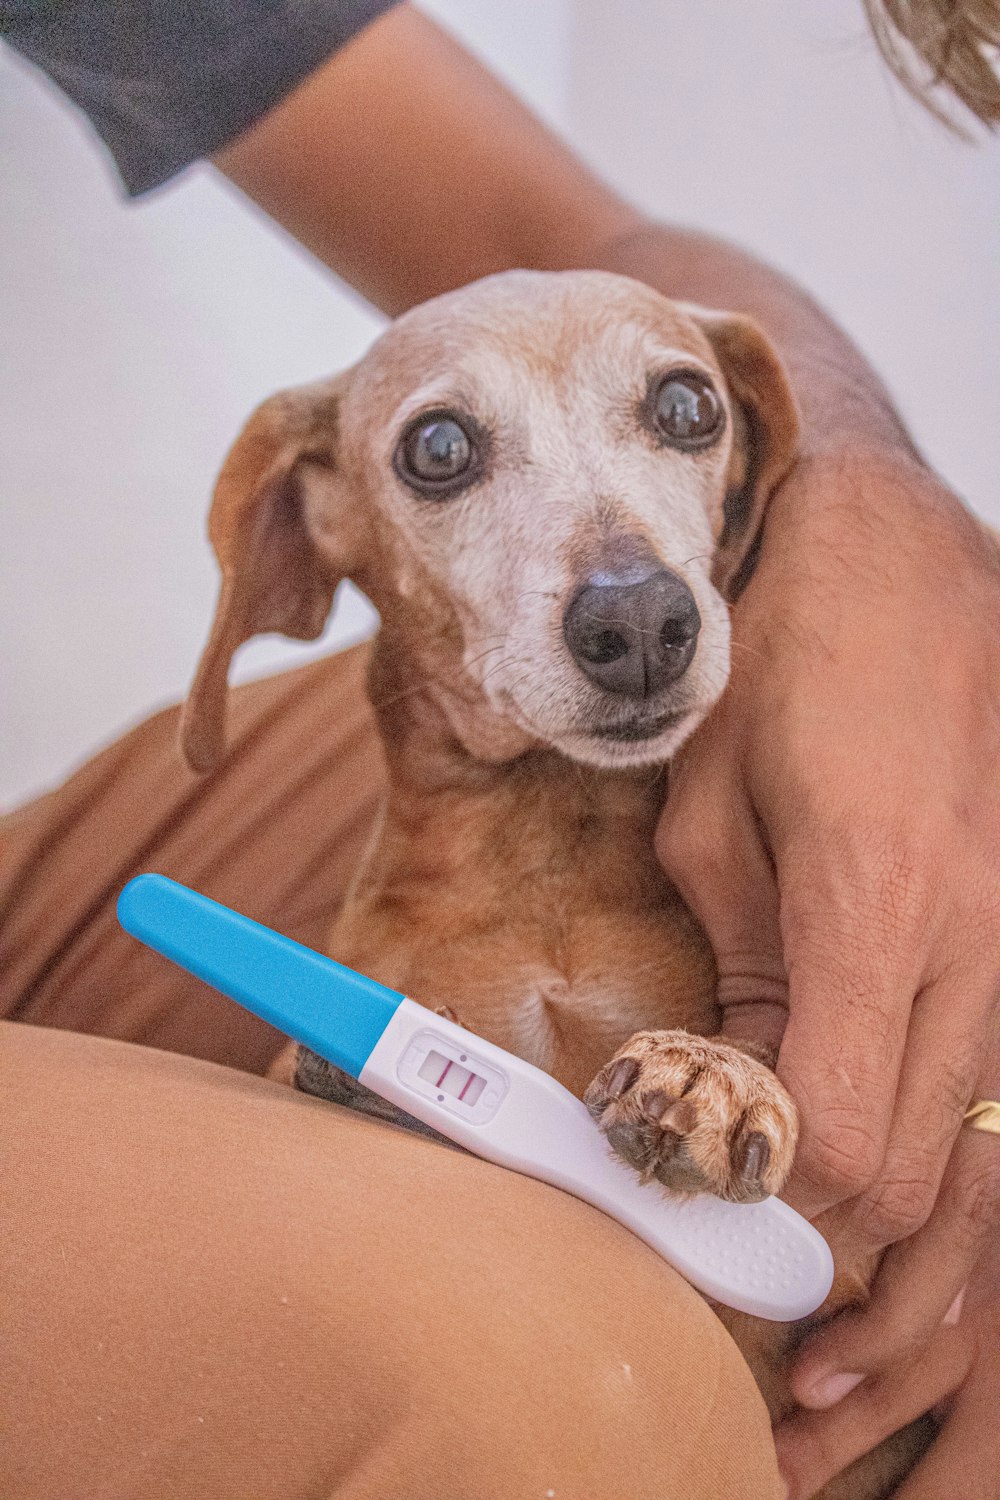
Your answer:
(864, 0), (1000, 127)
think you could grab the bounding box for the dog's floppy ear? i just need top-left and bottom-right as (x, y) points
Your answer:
(181, 379), (351, 773)
(688, 309), (800, 599)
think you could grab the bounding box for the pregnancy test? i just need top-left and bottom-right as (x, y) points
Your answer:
(117, 873), (832, 1321)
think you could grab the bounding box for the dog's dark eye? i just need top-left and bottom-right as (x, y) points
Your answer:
(395, 412), (477, 497)
(651, 371), (724, 450)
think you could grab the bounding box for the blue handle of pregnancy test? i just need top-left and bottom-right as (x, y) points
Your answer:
(117, 874), (402, 1078)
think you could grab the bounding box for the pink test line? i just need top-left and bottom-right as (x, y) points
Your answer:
(436, 1059), (453, 1088)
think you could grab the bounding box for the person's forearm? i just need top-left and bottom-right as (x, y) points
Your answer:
(213, 8), (635, 316)
(214, 4), (915, 465)
(582, 224), (916, 461)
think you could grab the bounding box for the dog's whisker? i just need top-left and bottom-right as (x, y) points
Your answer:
(477, 660), (523, 688)
(497, 667), (537, 704)
(728, 640), (767, 665)
(369, 678), (437, 711)
(461, 642), (510, 672)
(513, 587), (561, 605)
(372, 638), (538, 716)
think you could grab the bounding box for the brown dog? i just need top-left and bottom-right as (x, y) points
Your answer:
(183, 270), (931, 1497)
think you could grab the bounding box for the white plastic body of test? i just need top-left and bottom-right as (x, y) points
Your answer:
(361, 998), (833, 1321)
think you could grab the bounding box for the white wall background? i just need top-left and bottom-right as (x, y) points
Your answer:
(2, 1), (997, 810)
(570, 0), (1000, 513)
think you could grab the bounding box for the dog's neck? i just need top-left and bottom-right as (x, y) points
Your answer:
(365, 628), (668, 838)
(352, 628), (701, 1107)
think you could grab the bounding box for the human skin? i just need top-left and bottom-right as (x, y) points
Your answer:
(212, 5), (1000, 1489)
(774, 1223), (998, 1497)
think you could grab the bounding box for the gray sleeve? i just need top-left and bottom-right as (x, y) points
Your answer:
(0, 0), (401, 196)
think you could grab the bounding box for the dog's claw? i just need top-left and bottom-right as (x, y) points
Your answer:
(603, 1055), (641, 1101)
(658, 1097), (698, 1134)
(640, 1088), (698, 1135)
(641, 1088), (674, 1123)
(735, 1129), (770, 1186)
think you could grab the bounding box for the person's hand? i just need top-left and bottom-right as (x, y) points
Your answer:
(773, 1229), (998, 1498)
(656, 447), (1000, 1399)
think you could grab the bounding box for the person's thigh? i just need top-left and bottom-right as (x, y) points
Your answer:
(1, 1021), (783, 1500)
(0, 645), (383, 1074)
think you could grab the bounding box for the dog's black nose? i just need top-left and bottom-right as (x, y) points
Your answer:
(563, 567), (701, 699)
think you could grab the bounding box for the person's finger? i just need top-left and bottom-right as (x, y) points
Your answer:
(775, 1326), (971, 1500)
(891, 1355), (999, 1500)
(791, 1102), (1000, 1405)
(655, 755), (788, 1056)
(894, 1425), (998, 1500)
(840, 977), (989, 1252)
(774, 851), (926, 1219)
(787, 996), (996, 1401)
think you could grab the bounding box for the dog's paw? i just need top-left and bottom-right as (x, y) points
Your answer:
(584, 1030), (797, 1203)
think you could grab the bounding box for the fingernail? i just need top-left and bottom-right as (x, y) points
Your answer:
(802, 1370), (864, 1409)
(943, 1287), (965, 1326)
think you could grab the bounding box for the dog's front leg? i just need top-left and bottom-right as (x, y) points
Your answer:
(584, 1031), (798, 1203)
(273, 1009), (468, 1144)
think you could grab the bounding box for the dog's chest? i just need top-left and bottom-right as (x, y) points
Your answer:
(333, 761), (718, 1098)
(487, 913), (718, 1098)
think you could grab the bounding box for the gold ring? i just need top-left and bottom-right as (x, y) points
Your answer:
(964, 1101), (1000, 1135)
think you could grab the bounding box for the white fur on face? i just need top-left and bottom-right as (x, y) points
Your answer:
(333, 271), (738, 768)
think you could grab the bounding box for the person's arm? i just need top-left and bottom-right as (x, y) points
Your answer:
(214, 4), (910, 458)
(223, 6), (1000, 1488)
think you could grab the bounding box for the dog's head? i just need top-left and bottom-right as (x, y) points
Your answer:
(182, 270), (798, 773)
